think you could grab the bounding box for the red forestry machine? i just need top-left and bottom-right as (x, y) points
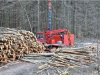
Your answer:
(37, 0), (74, 50)
(37, 28), (74, 46)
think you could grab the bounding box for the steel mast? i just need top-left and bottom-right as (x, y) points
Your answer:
(48, 0), (52, 31)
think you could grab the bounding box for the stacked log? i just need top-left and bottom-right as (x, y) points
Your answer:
(0, 27), (45, 64)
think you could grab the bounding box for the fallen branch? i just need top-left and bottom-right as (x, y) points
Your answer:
(56, 50), (90, 55)
(25, 53), (55, 57)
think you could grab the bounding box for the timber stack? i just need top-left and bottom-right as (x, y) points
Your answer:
(0, 27), (45, 65)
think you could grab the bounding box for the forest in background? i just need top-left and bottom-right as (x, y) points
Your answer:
(0, 0), (100, 40)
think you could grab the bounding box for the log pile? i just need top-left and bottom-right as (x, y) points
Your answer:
(21, 48), (95, 68)
(0, 27), (45, 64)
(51, 50), (94, 67)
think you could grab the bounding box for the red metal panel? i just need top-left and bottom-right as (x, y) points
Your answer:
(46, 35), (61, 44)
(52, 35), (61, 43)
(70, 34), (74, 46)
(64, 35), (69, 46)
(63, 34), (74, 46)
(50, 39), (55, 44)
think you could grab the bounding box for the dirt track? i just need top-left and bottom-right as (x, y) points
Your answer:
(0, 61), (41, 75)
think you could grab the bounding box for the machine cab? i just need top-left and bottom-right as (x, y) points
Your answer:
(37, 32), (45, 43)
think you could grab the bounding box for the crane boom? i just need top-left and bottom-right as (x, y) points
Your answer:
(48, 0), (52, 31)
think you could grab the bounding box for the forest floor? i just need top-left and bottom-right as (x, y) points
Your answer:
(0, 43), (100, 75)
